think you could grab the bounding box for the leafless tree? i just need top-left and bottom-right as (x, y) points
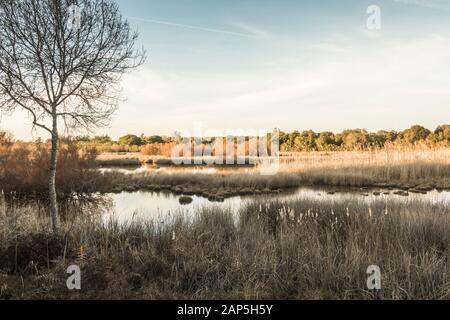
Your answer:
(0, 0), (146, 234)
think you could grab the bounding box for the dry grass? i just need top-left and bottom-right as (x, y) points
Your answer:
(97, 148), (450, 194)
(1, 142), (449, 199)
(276, 148), (450, 187)
(141, 143), (177, 157)
(96, 152), (146, 161)
(0, 140), (103, 197)
(0, 196), (449, 300)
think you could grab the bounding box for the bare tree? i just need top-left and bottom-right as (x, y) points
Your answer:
(0, 0), (146, 234)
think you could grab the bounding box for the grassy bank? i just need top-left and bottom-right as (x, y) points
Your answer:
(0, 196), (449, 300)
(1, 140), (449, 199)
(96, 149), (450, 198)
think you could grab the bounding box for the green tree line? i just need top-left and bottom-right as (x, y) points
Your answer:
(71, 125), (449, 152)
(279, 125), (449, 152)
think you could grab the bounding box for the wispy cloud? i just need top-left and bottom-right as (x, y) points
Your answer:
(393, 0), (450, 11)
(229, 22), (272, 39)
(127, 16), (266, 38)
(110, 33), (450, 136)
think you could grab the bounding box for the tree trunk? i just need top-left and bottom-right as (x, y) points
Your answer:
(49, 116), (59, 235)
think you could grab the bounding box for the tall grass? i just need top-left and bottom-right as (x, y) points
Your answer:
(141, 143), (177, 157)
(276, 148), (450, 188)
(2, 136), (449, 197)
(102, 148), (450, 193)
(77, 141), (140, 154)
(0, 138), (106, 197)
(0, 196), (449, 299)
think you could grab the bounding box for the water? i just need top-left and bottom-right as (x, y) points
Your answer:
(99, 165), (255, 175)
(103, 187), (450, 224)
(94, 165), (450, 223)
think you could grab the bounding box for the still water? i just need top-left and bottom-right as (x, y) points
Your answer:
(99, 165), (255, 175)
(103, 188), (450, 224)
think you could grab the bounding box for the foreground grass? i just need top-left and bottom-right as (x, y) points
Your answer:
(1, 196), (449, 300)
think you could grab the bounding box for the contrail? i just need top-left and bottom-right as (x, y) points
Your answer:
(393, 0), (450, 12)
(126, 16), (262, 38)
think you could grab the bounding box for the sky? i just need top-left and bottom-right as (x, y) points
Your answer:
(1, 0), (450, 140)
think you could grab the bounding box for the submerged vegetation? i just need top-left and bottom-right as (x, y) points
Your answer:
(0, 196), (449, 299)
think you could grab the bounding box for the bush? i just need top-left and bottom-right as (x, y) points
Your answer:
(0, 135), (100, 196)
(118, 135), (143, 146)
(141, 143), (176, 157)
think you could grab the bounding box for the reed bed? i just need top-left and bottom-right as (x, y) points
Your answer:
(1, 143), (449, 198)
(98, 149), (450, 195)
(274, 148), (450, 189)
(278, 148), (450, 181)
(0, 196), (449, 300)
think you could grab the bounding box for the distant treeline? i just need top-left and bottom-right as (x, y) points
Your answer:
(279, 125), (450, 152)
(6, 125), (447, 154)
(69, 125), (450, 153)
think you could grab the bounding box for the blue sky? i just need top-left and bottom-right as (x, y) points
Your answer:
(2, 0), (450, 139)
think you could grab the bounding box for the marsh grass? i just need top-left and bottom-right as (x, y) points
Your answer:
(0, 196), (449, 300)
(103, 148), (450, 193)
(4, 141), (447, 199)
(278, 148), (450, 184)
(0, 140), (105, 197)
(96, 158), (141, 167)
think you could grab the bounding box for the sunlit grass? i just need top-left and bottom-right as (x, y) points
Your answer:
(98, 148), (450, 194)
(1, 196), (449, 299)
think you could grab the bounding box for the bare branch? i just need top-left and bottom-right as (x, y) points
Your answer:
(0, 0), (146, 135)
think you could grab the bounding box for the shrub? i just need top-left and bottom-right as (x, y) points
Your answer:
(118, 135), (143, 146)
(0, 135), (99, 196)
(141, 143), (176, 157)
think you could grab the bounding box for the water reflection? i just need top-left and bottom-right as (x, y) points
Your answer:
(4, 187), (448, 225)
(99, 165), (256, 176)
(103, 188), (450, 224)
(60, 194), (114, 220)
(2, 193), (113, 222)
